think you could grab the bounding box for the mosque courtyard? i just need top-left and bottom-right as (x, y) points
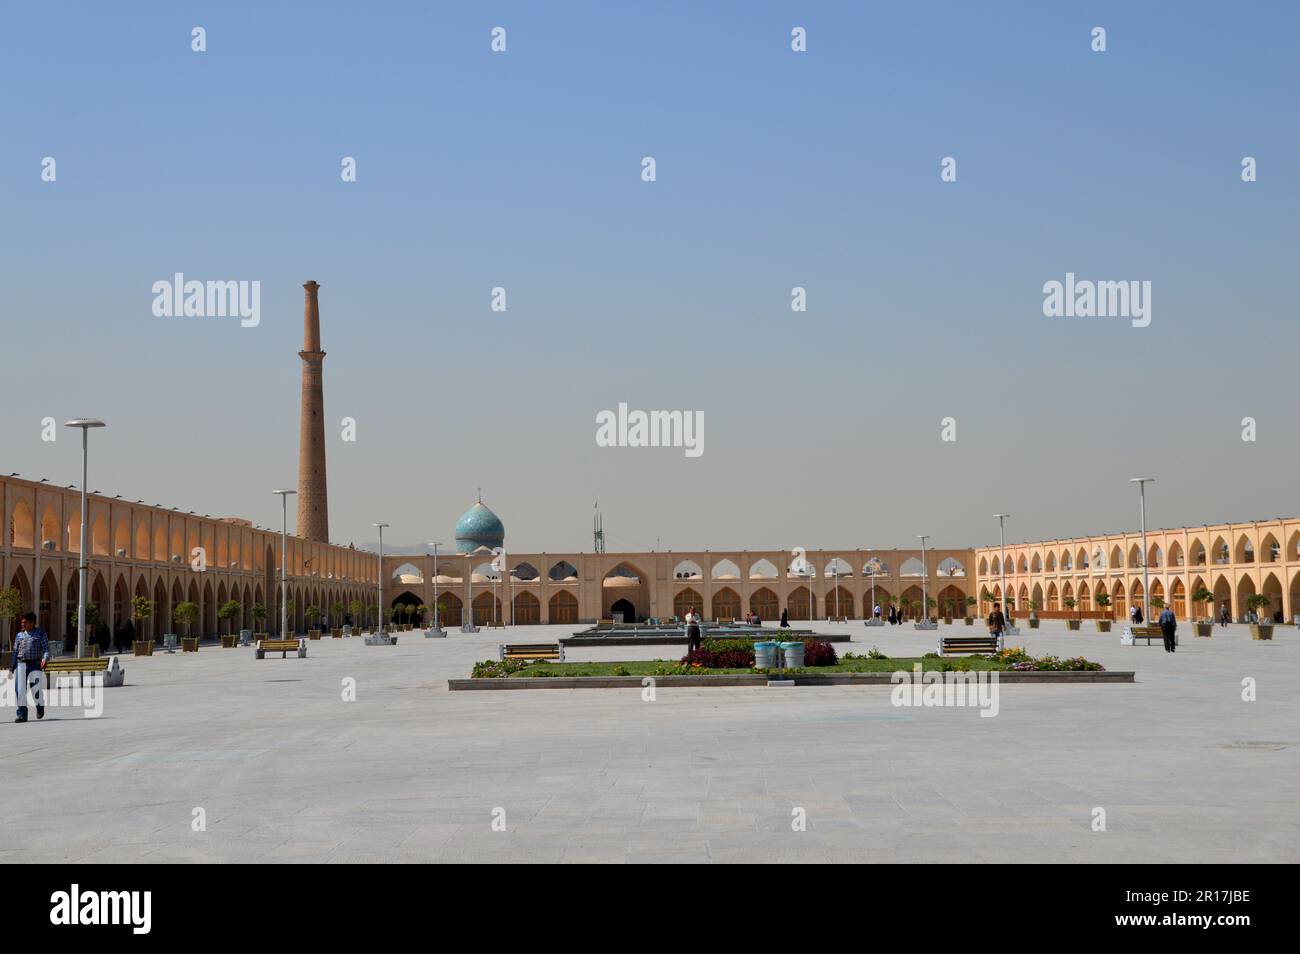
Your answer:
(2, 620), (1295, 864)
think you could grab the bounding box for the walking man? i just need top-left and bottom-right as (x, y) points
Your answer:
(1159, 602), (1178, 653)
(9, 612), (48, 723)
(1218, 602), (1230, 628)
(987, 601), (1006, 648)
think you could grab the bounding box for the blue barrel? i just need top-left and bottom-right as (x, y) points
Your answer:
(779, 641), (805, 668)
(754, 641), (777, 668)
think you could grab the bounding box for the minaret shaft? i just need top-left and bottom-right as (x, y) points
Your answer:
(297, 281), (329, 542)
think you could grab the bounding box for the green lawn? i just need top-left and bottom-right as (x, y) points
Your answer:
(509, 656), (1008, 677)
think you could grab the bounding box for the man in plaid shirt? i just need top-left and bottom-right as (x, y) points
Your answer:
(9, 612), (48, 722)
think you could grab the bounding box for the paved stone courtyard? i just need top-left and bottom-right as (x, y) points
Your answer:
(2, 621), (1296, 863)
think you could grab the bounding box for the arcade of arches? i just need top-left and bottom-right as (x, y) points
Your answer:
(378, 547), (970, 625)
(974, 517), (1300, 623)
(2, 475), (376, 646)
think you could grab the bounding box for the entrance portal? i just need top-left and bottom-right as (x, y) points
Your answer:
(610, 598), (638, 623)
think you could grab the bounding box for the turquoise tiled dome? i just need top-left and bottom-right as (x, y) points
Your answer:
(454, 502), (505, 553)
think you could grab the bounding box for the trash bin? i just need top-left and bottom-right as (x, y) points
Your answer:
(780, 641), (805, 668)
(754, 641), (777, 669)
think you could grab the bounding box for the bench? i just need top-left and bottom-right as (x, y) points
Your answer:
(1126, 625), (1163, 645)
(43, 656), (111, 686)
(939, 635), (1001, 656)
(488, 620), (505, 629)
(499, 642), (564, 662)
(830, 616), (849, 624)
(255, 638), (306, 659)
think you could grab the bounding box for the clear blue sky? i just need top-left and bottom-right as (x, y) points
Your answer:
(2, 1), (1296, 553)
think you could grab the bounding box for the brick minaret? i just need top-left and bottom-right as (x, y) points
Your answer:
(296, 281), (329, 542)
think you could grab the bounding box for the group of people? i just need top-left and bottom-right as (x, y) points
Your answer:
(870, 603), (908, 625)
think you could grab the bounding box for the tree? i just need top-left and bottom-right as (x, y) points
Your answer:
(251, 602), (268, 633)
(1192, 586), (1214, 621)
(1245, 593), (1271, 623)
(306, 604), (321, 630)
(1095, 593), (1112, 617)
(349, 599), (362, 623)
(330, 601), (344, 626)
(1063, 596), (1078, 619)
(173, 601), (199, 638)
(71, 600), (101, 633)
(0, 586), (23, 652)
(131, 596), (153, 642)
(899, 596), (913, 619)
(417, 604), (428, 625)
(218, 599), (241, 635)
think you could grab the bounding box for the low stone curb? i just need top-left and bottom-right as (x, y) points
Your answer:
(561, 633), (851, 646)
(448, 670), (1135, 690)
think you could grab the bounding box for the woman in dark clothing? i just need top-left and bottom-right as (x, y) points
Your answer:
(779, 608), (790, 628)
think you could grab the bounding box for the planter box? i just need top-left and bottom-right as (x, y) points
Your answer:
(1028, 619), (1040, 629)
(1250, 624), (1274, 641)
(942, 617), (953, 625)
(133, 640), (153, 656)
(1095, 620), (1112, 633)
(1194, 622), (1213, 638)
(964, 617), (974, 626)
(331, 628), (342, 638)
(181, 637), (200, 652)
(1066, 620), (1081, 630)
(220, 634), (239, 648)
(308, 629), (322, 640)
(253, 632), (269, 642)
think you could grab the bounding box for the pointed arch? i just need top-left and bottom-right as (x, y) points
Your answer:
(673, 587), (703, 619)
(711, 586), (741, 620)
(513, 591), (540, 624)
(546, 590), (575, 625)
(547, 560), (579, 581)
(750, 587), (778, 620)
(937, 557), (965, 577)
(672, 560), (703, 580)
(9, 499), (34, 549)
(711, 559), (741, 580)
(786, 586), (815, 620)
(748, 559), (779, 580)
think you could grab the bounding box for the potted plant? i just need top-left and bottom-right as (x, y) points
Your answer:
(963, 595), (977, 625)
(330, 601), (344, 637)
(941, 599), (953, 625)
(174, 601), (200, 651)
(218, 599), (241, 647)
(417, 604), (428, 629)
(1246, 595), (1273, 640)
(70, 602), (102, 656)
(348, 599), (362, 635)
(926, 596), (939, 623)
(1063, 597), (1080, 630)
(283, 599), (295, 636)
(899, 596), (912, 621)
(251, 602), (269, 640)
(1192, 587), (1214, 637)
(1026, 599), (1040, 628)
(1094, 593), (1112, 632)
(306, 604), (322, 639)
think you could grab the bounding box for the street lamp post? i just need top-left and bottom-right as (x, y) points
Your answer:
(917, 534), (931, 628)
(373, 523), (389, 634)
(65, 420), (106, 658)
(1130, 478), (1155, 623)
(429, 542), (442, 630)
(272, 490), (296, 637)
(993, 513), (1010, 619)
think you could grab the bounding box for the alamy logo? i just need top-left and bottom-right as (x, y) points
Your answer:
(152, 273), (261, 327)
(595, 403), (704, 458)
(50, 884), (151, 934)
(890, 664), (1000, 717)
(1042, 272), (1150, 328)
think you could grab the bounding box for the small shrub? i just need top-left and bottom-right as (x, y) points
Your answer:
(802, 639), (838, 667)
(867, 646), (889, 660)
(612, 665), (631, 676)
(682, 645), (754, 669)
